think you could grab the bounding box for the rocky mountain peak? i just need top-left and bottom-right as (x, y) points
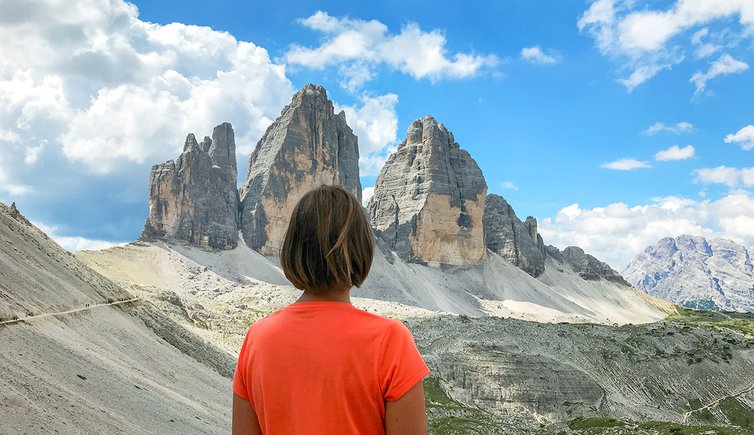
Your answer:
(368, 116), (487, 267)
(483, 194), (545, 276)
(141, 123), (240, 250)
(624, 234), (754, 312)
(207, 122), (237, 180)
(401, 115), (458, 151)
(239, 83), (361, 254)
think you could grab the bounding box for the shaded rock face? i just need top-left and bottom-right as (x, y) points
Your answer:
(483, 194), (545, 277)
(548, 245), (629, 285)
(623, 235), (754, 312)
(142, 123), (239, 250)
(239, 84), (361, 255)
(368, 116), (487, 267)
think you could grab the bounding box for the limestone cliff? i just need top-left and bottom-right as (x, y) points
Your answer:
(483, 194), (545, 276)
(238, 84), (361, 255)
(546, 245), (629, 285)
(141, 123), (239, 250)
(368, 116), (487, 267)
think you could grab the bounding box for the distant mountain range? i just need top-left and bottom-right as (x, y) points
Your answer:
(623, 234), (754, 312)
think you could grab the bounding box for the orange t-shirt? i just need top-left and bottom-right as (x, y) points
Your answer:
(232, 301), (430, 435)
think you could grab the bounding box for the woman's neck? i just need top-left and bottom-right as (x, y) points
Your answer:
(296, 288), (352, 304)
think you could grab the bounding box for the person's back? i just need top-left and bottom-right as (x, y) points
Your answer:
(232, 185), (430, 435)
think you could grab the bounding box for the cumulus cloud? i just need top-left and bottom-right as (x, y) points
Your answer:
(578, 0), (754, 91)
(724, 125), (754, 150)
(643, 121), (694, 135)
(0, 0), (295, 176)
(539, 192), (754, 269)
(690, 54), (748, 94)
(690, 27), (722, 59)
(501, 181), (519, 190)
(520, 46), (559, 64)
(32, 221), (125, 252)
(694, 166), (754, 188)
(361, 186), (375, 207)
(285, 11), (498, 90)
(655, 144), (695, 161)
(336, 93), (399, 176)
(0, 0), (300, 243)
(602, 158), (651, 170)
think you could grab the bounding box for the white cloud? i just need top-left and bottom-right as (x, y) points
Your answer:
(643, 121), (694, 135)
(32, 221), (125, 252)
(520, 46), (558, 64)
(0, 128), (20, 143)
(0, 0), (295, 174)
(336, 93), (399, 176)
(694, 166), (754, 188)
(602, 158), (651, 170)
(285, 11), (498, 90)
(655, 144), (695, 161)
(578, 0), (754, 91)
(0, 152), (32, 195)
(501, 181), (518, 190)
(361, 186), (374, 207)
(539, 192), (754, 269)
(618, 62), (675, 91)
(24, 145), (44, 165)
(690, 53), (749, 94)
(724, 125), (754, 150)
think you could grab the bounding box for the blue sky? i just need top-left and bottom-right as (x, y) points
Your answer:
(1, 0), (753, 267)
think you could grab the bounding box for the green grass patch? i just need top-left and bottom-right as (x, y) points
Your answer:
(638, 421), (749, 434)
(424, 376), (476, 410)
(719, 397), (754, 428)
(423, 377), (505, 435)
(568, 416), (625, 430)
(670, 307), (754, 337)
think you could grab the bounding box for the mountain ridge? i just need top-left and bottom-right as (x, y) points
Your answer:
(623, 234), (754, 312)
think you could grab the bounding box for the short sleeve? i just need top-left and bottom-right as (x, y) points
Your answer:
(232, 327), (253, 400)
(378, 321), (430, 402)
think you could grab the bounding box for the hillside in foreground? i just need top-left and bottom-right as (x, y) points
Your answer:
(78, 234), (754, 433)
(0, 202), (233, 434)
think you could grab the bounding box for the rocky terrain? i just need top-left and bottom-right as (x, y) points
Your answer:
(75, 234), (754, 434)
(484, 193), (546, 277)
(0, 202), (233, 434)
(6, 82), (754, 434)
(133, 83), (659, 324)
(624, 235), (754, 312)
(141, 122), (239, 250)
(368, 115), (488, 267)
(239, 84), (361, 254)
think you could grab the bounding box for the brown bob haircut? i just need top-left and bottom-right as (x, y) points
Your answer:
(281, 185), (375, 293)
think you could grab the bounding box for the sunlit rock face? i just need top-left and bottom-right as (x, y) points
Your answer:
(483, 194), (546, 277)
(239, 84), (361, 255)
(368, 115), (487, 267)
(142, 122), (239, 250)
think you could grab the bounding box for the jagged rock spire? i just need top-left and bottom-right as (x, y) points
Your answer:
(483, 194), (546, 277)
(141, 123), (239, 250)
(239, 84), (361, 254)
(368, 115), (487, 267)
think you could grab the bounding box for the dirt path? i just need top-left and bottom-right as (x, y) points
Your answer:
(682, 380), (754, 423)
(0, 298), (142, 326)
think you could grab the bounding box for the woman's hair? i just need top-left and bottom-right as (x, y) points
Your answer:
(280, 185), (375, 293)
